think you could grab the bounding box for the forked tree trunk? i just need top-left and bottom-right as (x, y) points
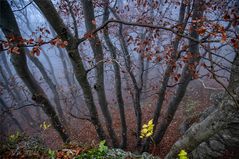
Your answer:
(33, 0), (106, 141)
(153, 0), (204, 145)
(0, 0), (69, 143)
(80, 0), (118, 147)
(141, 0), (189, 151)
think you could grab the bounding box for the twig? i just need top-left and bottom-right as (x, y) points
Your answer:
(1, 103), (40, 115)
(198, 79), (224, 91)
(68, 111), (91, 121)
(13, 1), (33, 12)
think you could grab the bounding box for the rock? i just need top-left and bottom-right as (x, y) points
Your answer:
(106, 148), (160, 159)
(191, 107), (239, 159)
(209, 92), (225, 106)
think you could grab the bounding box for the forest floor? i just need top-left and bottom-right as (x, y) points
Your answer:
(41, 80), (216, 158)
(3, 80), (238, 158)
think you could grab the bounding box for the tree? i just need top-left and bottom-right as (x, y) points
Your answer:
(81, 0), (118, 146)
(33, 0), (107, 142)
(153, 0), (204, 145)
(0, 0), (69, 143)
(103, 2), (127, 148)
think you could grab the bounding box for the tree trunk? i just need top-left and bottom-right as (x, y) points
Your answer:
(0, 0), (69, 143)
(33, 0), (106, 141)
(166, 2), (239, 156)
(13, 13), (67, 123)
(0, 63), (37, 128)
(26, 51), (67, 125)
(153, 0), (204, 145)
(80, 0), (118, 147)
(118, 22), (142, 147)
(139, 1), (188, 148)
(103, 6), (127, 148)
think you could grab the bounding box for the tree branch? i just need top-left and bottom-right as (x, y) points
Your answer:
(13, 1), (33, 12)
(1, 103), (40, 115)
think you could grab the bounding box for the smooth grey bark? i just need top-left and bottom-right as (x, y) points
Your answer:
(80, 0), (118, 147)
(14, 10), (66, 123)
(153, 0), (204, 145)
(228, 53), (239, 92)
(33, 0), (106, 140)
(0, 0), (69, 143)
(107, 8), (144, 146)
(103, 5), (127, 148)
(152, 0), (188, 129)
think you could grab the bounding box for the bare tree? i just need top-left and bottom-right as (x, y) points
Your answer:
(33, 0), (106, 141)
(103, 3), (127, 148)
(0, 0), (69, 143)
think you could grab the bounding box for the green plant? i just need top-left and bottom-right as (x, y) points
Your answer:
(48, 149), (56, 159)
(76, 140), (108, 159)
(8, 131), (21, 143)
(98, 140), (108, 153)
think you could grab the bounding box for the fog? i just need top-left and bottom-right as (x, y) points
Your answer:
(0, 0), (238, 157)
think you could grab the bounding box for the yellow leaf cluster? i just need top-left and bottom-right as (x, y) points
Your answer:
(140, 119), (154, 139)
(178, 150), (189, 159)
(40, 121), (51, 130)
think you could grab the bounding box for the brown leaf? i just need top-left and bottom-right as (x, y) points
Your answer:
(196, 27), (206, 35)
(221, 32), (227, 43)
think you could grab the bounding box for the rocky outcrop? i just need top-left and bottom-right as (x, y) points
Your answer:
(179, 92), (224, 136)
(178, 92), (239, 159)
(191, 93), (239, 159)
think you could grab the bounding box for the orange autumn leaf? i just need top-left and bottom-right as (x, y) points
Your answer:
(10, 47), (20, 54)
(196, 27), (206, 35)
(221, 32), (227, 43)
